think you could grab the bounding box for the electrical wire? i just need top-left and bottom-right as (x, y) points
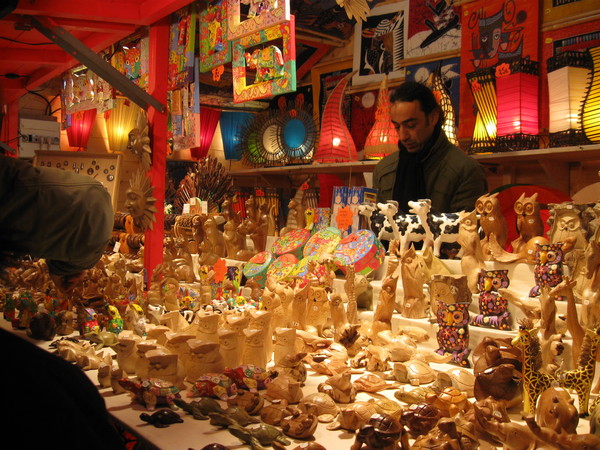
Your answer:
(0, 36), (52, 45)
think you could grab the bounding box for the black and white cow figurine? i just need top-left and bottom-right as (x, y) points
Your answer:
(359, 200), (427, 251)
(408, 199), (462, 257)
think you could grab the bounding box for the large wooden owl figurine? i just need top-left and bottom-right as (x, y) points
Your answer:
(530, 242), (564, 297)
(471, 269), (511, 330)
(512, 192), (544, 253)
(476, 192), (508, 259)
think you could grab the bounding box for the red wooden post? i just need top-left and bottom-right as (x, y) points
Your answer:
(144, 16), (169, 286)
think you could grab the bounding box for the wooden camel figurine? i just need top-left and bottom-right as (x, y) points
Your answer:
(511, 318), (558, 417)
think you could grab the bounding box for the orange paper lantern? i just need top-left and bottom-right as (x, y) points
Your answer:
(363, 75), (399, 160)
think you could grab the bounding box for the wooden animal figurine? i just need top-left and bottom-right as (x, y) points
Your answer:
(457, 209), (486, 293)
(408, 199), (461, 258)
(290, 283), (309, 331)
(329, 292), (348, 341)
(185, 340), (224, 383)
(525, 415), (600, 449)
(218, 328), (242, 368)
(475, 404), (541, 449)
(428, 273), (471, 317)
(164, 332), (196, 370)
(535, 386), (579, 434)
(317, 368), (357, 403)
(248, 309), (272, 360)
(273, 352), (307, 384)
(436, 300), (471, 367)
(134, 340), (163, 379)
(476, 192), (508, 260)
(581, 241), (600, 329)
(530, 242), (564, 298)
(241, 328), (268, 368)
(280, 410), (318, 440)
(261, 286), (287, 331)
(512, 192), (545, 254)
(273, 327), (297, 365)
(555, 326), (600, 416)
(304, 285), (331, 337)
(473, 363), (522, 408)
(265, 374), (304, 404)
(511, 319), (558, 416)
(399, 246), (427, 319)
(146, 349), (186, 389)
(547, 201), (592, 250)
(370, 274), (398, 342)
(549, 277), (584, 367)
(470, 269), (511, 331)
(351, 413), (409, 450)
(114, 332), (142, 375)
(195, 310), (220, 343)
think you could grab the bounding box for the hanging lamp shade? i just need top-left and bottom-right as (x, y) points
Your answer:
(314, 71), (357, 163)
(66, 108), (96, 150)
(429, 66), (458, 147)
(104, 97), (143, 152)
(363, 75), (399, 160)
(191, 106), (221, 160)
(582, 45), (600, 143)
(495, 58), (540, 151)
(547, 51), (592, 147)
(466, 67), (497, 154)
(220, 111), (253, 160)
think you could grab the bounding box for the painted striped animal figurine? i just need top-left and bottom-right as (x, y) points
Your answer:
(511, 319), (558, 417)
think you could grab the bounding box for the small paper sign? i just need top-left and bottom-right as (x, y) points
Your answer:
(335, 205), (354, 231)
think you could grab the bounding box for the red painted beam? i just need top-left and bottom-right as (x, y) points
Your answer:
(144, 15), (170, 285)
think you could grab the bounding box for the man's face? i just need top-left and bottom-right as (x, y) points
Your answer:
(391, 100), (439, 153)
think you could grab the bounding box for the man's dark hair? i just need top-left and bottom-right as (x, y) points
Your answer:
(390, 81), (444, 125)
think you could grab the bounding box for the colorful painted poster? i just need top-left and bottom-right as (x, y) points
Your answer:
(168, 56), (201, 151)
(199, 0), (231, 72)
(352, 1), (409, 86)
(228, 0), (290, 40)
(168, 4), (197, 91)
(458, 0), (540, 140)
(110, 34), (149, 89)
(406, 0), (461, 59)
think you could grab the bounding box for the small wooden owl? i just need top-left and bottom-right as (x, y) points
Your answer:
(476, 192), (508, 254)
(513, 192), (544, 251)
(471, 269), (511, 330)
(436, 301), (470, 367)
(530, 242), (564, 297)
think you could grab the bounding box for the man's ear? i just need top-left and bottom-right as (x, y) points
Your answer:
(428, 108), (440, 126)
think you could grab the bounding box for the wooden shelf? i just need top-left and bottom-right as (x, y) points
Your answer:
(471, 144), (600, 164)
(230, 159), (379, 176)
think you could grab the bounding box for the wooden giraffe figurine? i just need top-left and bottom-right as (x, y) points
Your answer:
(556, 326), (600, 416)
(511, 318), (558, 417)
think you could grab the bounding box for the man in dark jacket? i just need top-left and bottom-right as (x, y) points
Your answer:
(372, 81), (488, 213)
(0, 155), (113, 291)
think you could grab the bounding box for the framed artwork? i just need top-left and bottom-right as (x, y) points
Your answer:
(167, 3), (197, 90)
(352, 1), (409, 86)
(110, 32), (149, 89)
(310, 57), (353, 124)
(231, 17), (296, 103)
(542, 0), (599, 25)
(406, 0), (461, 59)
(227, 0), (290, 40)
(458, 0), (540, 140)
(199, 0), (231, 72)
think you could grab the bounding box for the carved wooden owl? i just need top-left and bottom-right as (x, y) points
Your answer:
(475, 192), (508, 248)
(530, 242), (564, 297)
(514, 192), (544, 242)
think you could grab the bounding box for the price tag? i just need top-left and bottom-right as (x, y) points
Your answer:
(335, 205), (354, 231)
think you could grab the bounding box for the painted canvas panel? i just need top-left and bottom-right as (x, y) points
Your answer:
(231, 17), (296, 103)
(406, 0), (461, 59)
(199, 0), (232, 72)
(228, 0), (290, 40)
(458, 0), (540, 140)
(168, 4), (197, 90)
(168, 57), (201, 151)
(352, 1), (409, 86)
(62, 67), (114, 114)
(110, 33), (149, 89)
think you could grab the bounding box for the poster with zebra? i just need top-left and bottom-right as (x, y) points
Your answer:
(352, 1), (409, 86)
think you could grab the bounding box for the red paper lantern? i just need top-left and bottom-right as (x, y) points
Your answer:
(191, 106), (221, 160)
(66, 108), (96, 150)
(314, 71), (357, 163)
(495, 59), (540, 151)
